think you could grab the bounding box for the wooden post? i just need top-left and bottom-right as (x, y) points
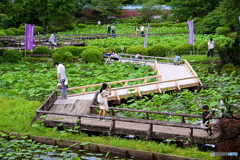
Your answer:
(110, 109), (114, 116)
(181, 116), (186, 123)
(145, 112), (149, 119)
(146, 124), (153, 140)
(109, 119), (115, 136)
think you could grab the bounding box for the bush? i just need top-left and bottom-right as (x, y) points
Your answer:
(173, 22), (188, 27)
(18, 25), (25, 30)
(3, 49), (22, 63)
(148, 43), (171, 57)
(3, 30), (14, 36)
(226, 32), (238, 39)
(21, 50), (32, 56)
(0, 49), (7, 56)
(48, 26), (65, 33)
(34, 26), (44, 35)
(126, 46), (148, 55)
(0, 57), (3, 63)
(215, 27), (229, 35)
(52, 51), (73, 63)
(62, 24), (74, 31)
(78, 24), (86, 28)
(81, 49), (103, 64)
(0, 32), (6, 36)
(23, 57), (48, 63)
(7, 28), (19, 35)
(173, 43), (197, 55)
(53, 46), (82, 57)
(197, 41), (208, 51)
(33, 46), (52, 55)
(18, 29), (24, 36)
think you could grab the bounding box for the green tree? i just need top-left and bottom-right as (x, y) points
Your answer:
(167, 0), (220, 22)
(86, 0), (124, 23)
(138, 0), (163, 23)
(217, 0), (240, 31)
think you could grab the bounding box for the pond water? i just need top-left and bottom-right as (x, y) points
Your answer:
(0, 137), (145, 160)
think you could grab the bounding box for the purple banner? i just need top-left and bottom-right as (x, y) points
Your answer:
(25, 25), (34, 50)
(187, 21), (194, 44)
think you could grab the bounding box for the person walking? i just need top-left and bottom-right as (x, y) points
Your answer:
(49, 34), (56, 49)
(98, 83), (111, 121)
(207, 38), (215, 57)
(54, 62), (67, 99)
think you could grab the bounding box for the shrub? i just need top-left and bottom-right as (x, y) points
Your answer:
(0, 49), (7, 56)
(18, 29), (24, 36)
(23, 57), (48, 63)
(173, 22), (187, 27)
(173, 43), (197, 55)
(0, 57), (3, 63)
(0, 32), (6, 36)
(126, 46), (148, 55)
(48, 26), (65, 33)
(3, 49), (22, 63)
(197, 41), (208, 51)
(52, 51), (73, 63)
(34, 26), (44, 35)
(21, 50), (32, 56)
(148, 43), (171, 57)
(33, 46), (52, 55)
(81, 49), (103, 64)
(53, 46), (82, 57)
(62, 24), (74, 30)
(226, 32), (238, 39)
(78, 24), (86, 28)
(215, 27), (229, 35)
(18, 25), (25, 30)
(7, 28), (19, 35)
(3, 30), (14, 36)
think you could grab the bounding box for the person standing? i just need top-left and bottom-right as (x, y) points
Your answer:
(98, 83), (111, 121)
(54, 62), (67, 99)
(135, 25), (139, 37)
(107, 24), (111, 35)
(207, 38), (215, 57)
(49, 34), (56, 45)
(98, 20), (101, 25)
(111, 24), (116, 38)
(140, 24), (145, 37)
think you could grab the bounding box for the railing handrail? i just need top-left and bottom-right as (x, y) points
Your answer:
(90, 105), (218, 119)
(67, 75), (161, 91)
(36, 110), (208, 129)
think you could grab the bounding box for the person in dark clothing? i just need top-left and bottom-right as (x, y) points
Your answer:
(202, 105), (215, 135)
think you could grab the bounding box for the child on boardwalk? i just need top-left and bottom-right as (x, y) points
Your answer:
(98, 83), (111, 121)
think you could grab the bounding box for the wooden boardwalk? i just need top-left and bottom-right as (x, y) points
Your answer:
(32, 55), (216, 145)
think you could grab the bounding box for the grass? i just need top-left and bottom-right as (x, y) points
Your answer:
(0, 97), (220, 160)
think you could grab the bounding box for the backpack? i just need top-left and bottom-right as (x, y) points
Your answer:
(97, 92), (104, 104)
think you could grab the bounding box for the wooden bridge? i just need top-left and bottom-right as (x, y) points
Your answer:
(33, 55), (217, 145)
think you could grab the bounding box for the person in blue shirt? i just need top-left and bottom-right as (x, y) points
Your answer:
(174, 54), (181, 65)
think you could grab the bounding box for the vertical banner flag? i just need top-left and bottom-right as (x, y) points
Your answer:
(144, 25), (151, 48)
(187, 21), (194, 44)
(25, 24), (34, 50)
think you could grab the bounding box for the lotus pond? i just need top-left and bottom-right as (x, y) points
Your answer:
(0, 132), (141, 160)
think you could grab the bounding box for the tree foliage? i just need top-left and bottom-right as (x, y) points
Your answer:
(167, 0), (220, 22)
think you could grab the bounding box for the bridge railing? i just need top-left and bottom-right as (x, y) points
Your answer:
(67, 74), (162, 95)
(89, 105), (218, 123)
(34, 109), (217, 141)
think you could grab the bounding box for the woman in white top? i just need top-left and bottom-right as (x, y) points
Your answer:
(207, 38), (215, 57)
(98, 83), (111, 121)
